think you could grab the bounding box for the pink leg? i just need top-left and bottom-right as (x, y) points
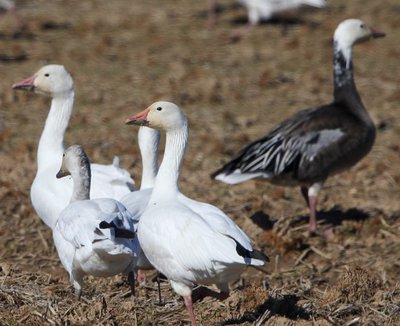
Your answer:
(136, 269), (146, 284)
(229, 23), (255, 43)
(308, 195), (317, 232)
(183, 295), (197, 326)
(208, 0), (217, 28)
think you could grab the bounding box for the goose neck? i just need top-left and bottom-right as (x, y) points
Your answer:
(333, 40), (355, 94)
(138, 126), (160, 190)
(37, 91), (74, 171)
(70, 163), (91, 203)
(150, 122), (188, 201)
(332, 42), (373, 125)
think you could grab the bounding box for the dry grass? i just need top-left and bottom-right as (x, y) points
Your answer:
(0, 0), (399, 325)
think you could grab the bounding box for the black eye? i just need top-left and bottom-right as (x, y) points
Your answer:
(63, 153), (65, 157)
(44, 73), (50, 77)
(360, 24), (365, 29)
(156, 107), (162, 111)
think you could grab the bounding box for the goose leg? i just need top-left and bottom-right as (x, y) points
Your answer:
(307, 182), (323, 232)
(156, 273), (162, 305)
(308, 195), (318, 232)
(128, 271), (136, 297)
(71, 269), (84, 300)
(136, 269), (146, 284)
(300, 186), (309, 206)
(183, 295), (197, 326)
(208, 0), (217, 28)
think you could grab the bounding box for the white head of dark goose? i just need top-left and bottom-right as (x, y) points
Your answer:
(126, 101), (268, 326)
(54, 145), (139, 298)
(212, 19), (385, 232)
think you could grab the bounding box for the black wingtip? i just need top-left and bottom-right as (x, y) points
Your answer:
(99, 221), (135, 239)
(99, 221), (111, 229)
(210, 167), (224, 180)
(229, 236), (269, 263)
(250, 249), (270, 262)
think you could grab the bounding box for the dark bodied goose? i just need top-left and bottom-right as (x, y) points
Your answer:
(211, 19), (385, 232)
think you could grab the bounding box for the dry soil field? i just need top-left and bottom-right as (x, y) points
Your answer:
(0, 0), (399, 325)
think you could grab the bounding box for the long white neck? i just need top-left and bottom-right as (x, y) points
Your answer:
(138, 126), (160, 190)
(150, 121), (188, 201)
(37, 91), (74, 172)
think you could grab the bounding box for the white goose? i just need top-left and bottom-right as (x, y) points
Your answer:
(238, 0), (327, 26)
(12, 64), (135, 230)
(0, 0), (21, 29)
(120, 126), (160, 219)
(120, 126), (160, 279)
(122, 121), (258, 282)
(54, 145), (139, 297)
(126, 101), (268, 326)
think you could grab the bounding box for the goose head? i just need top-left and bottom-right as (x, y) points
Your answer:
(56, 145), (90, 179)
(13, 64), (73, 97)
(334, 19), (385, 51)
(126, 101), (187, 131)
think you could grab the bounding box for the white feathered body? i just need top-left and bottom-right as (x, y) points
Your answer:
(138, 195), (264, 291)
(238, 0), (326, 24)
(54, 198), (139, 278)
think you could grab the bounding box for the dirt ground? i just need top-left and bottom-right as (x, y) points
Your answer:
(0, 0), (399, 325)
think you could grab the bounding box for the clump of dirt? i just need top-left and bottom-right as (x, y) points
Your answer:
(324, 266), (381, 304)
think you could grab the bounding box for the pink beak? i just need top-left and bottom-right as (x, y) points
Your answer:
(125, 108), (150, 126)
(12, 75), (36, 91)
(370, 27), (385, 39)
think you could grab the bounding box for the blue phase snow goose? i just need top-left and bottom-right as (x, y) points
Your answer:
(212, 19), (385, 232)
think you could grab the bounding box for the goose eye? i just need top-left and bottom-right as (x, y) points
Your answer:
(44, 73), (50, 77)
(63, 153), (65, 157)
(360, 24), (365, 29)
(156, 107), (162, 111)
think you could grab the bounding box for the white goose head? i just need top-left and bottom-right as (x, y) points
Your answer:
(126, 101), (187, 131)
(334, 19), (385, 64)
(56, 145), (90, 179)
(13, 64), (73, 98)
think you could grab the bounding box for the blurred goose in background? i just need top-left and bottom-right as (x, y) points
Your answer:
(212, 19), (385, 232)
(209, 0), (326, 39)
(0, 0), (23, 31)
(238, 0), (326, 25)
(54, 145), (139, 297)
(12, 65), (135, 230)
(126, 101), (268, 326)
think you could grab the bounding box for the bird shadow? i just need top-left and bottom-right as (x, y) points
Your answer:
(249, 211), (275, 231)
(230, 15), (304, 27)
(222, 293), (310, 325)
(40, 21), (73, 30)
(0, 31), (36, 40)
(0, 52), (29, 63)
(250, 207), (375, 232)
(292, 207), (372, 229)
(318, 207), (371, 226)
